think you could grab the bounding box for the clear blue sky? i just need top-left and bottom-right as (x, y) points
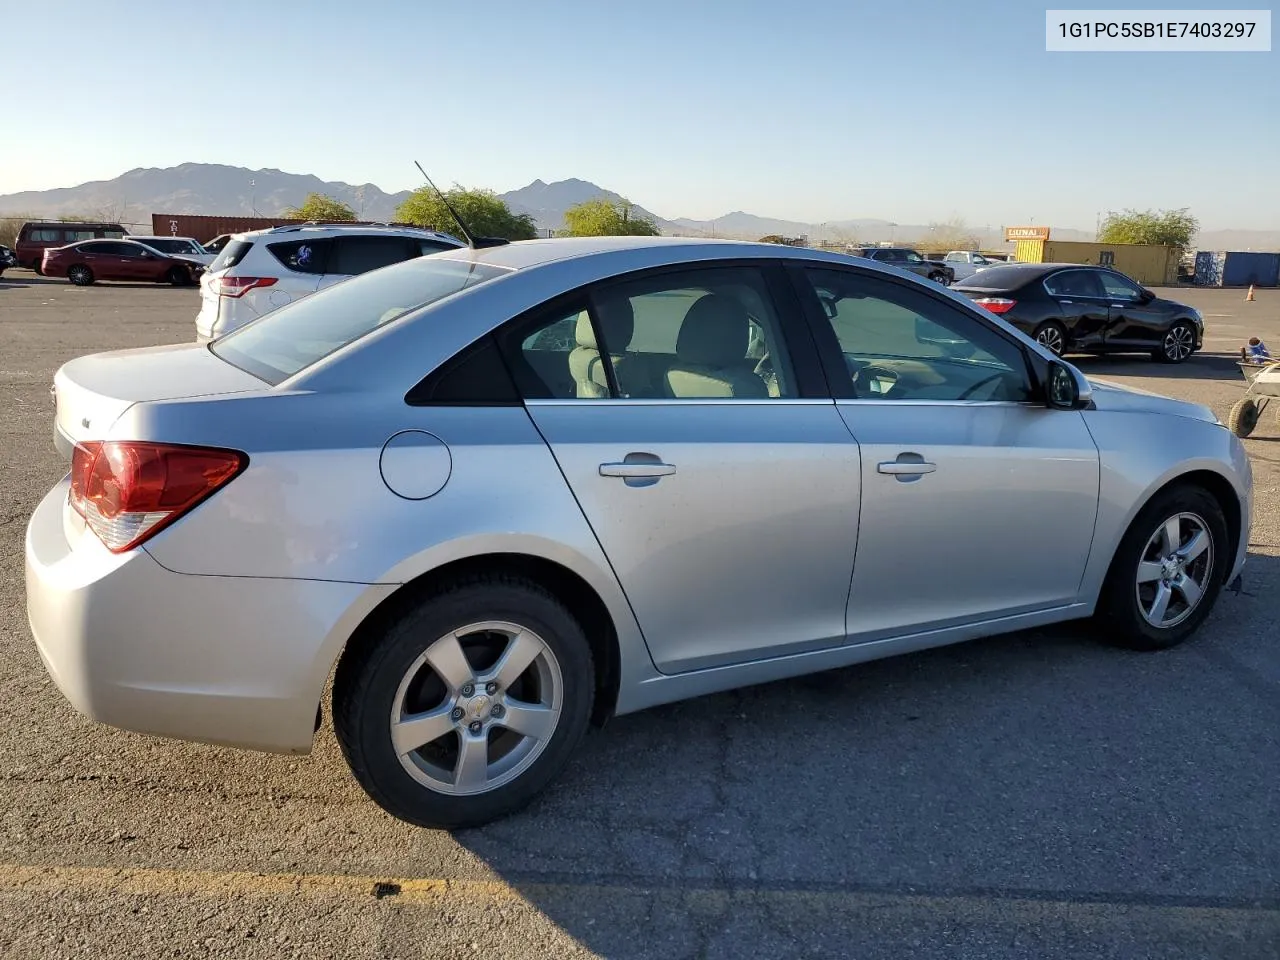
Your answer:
(3, 0), (1275, 229)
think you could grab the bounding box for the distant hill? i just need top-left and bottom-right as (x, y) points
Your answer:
(0, 163), (1274, 250)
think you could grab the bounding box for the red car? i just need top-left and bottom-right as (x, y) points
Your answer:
(41, 239), (198, 287)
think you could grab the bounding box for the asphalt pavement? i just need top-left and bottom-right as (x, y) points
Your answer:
(0, 271), (1277, 958)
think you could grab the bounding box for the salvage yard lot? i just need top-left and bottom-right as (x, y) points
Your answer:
(0, 273), (1277, 958)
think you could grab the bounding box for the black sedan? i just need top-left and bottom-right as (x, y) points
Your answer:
(951, 263), (1203, 364)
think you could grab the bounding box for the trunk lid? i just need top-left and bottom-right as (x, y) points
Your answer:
(53, 343), (267, 456)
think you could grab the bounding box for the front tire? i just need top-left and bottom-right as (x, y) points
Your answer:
(1155, 322), (1196, 363)
(166, 265), (190, 286)
(67, 264), (93, 286)
(1094, 484), (1229, 651)
(333, 576), (595, 829)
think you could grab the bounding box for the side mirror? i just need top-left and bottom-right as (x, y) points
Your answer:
(1046, 360), (1090, 410)
(1138, 288), (1155, 304)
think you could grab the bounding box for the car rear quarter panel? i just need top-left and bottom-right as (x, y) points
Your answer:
(1078, 410), (1251, 603)
(126, 395), (657, 697)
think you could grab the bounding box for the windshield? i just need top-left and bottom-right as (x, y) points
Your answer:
(211, 256), (510, 384)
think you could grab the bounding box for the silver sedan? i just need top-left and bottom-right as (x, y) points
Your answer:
(25, 237), (1252, 829)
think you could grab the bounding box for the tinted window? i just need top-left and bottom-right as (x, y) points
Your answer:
(77, 242), (113, 254)
(1097, 270), (1141, 299)
(266, 238), (330, 274)
(504, 266), (795, 400)
(802, 267), (1031, 403)
(112, 242), (149, 257)
(328, 235), (420, 276)
(212, 258), (509, 385)
(140, 238), (199, 254)
(952, 265), (1036, 289)
(1044, 270), (1104, 298)
(210, 239), (253, 272)
(67, 230), (96, 242)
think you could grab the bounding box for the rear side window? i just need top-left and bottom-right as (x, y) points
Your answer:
(27, 228), (63, 242)
(266, 238), (330, 274)
(954, 265), (1031, 289)
(210, 239), (254, 272)
(328, 235), (420, 276)
(211, 257), (510, 385)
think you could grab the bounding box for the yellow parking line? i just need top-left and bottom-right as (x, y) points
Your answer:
(0, 862), (519, 904)
(0, 861), (1275, 936)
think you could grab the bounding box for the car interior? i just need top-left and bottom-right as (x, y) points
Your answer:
(810, 282), (1032, 403)
(524, 281), (789, 400)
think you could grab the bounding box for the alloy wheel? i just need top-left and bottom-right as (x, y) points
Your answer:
(389, 621), (563, 796)
(1163, 324), (1195, 362)
(1037, 326), (1065, 355)
(1134, 512), (1213, 629)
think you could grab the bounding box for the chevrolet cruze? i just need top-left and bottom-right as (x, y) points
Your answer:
(26, 237), (1251, 828)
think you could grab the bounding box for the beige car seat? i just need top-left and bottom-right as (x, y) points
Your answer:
(665, 294), (769, 399)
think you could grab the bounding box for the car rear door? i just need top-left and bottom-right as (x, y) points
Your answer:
(74, 241), (116, 277)
(505, 261), (863, 675)
(1042, 268), (1109, 350)
(317, 235), (421, 293)
(789, 263), (1100, 641)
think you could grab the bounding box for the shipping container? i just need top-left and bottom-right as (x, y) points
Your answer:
(150, 214), (419, 247)
(1194, 251), (1280, 287)
(1013, 240), (1179, 285)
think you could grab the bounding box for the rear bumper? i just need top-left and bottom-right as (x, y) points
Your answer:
(25, 480), (389, 754)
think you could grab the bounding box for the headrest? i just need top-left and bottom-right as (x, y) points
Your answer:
(675, 294), (752, 367)
(575, 296), (635, 352)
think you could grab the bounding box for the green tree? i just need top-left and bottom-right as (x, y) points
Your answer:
(395, 186), (537, 241)
(284, 193), (357, 221)
(1098, 207), (1198, 250)
(562, 198), (660, 237)
(758, 234), (790, 244)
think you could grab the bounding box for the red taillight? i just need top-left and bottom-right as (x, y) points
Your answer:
(973, 297), (1016, 314)
(213, 276), (277, 298)
(69, 441), (247, 553)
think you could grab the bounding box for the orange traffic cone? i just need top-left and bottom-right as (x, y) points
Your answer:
(1246, 284), (1256, 301)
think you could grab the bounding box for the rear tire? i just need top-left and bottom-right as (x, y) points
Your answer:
(1094, 484), (1229, 651)
(31, 261), (43, 276)
(1033, 320), (1067, 356)
(67, 265), (93, 286)
(928, 272), (949, 286)
(333, 576), (595, 829)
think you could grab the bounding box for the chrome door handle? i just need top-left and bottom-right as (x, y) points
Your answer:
(878, 462), (936, 475)
(1059, 299), (1073, 304)
(599, 462), (676, 478)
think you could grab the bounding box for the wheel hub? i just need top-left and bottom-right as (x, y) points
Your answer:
(465, 693), (494, 722)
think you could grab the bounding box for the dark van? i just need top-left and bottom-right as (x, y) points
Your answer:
(15, 221), (127, 272)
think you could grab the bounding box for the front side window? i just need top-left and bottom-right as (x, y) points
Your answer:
(903, 251), (924, 263)
(1097, 270), (1141, 299)
(504, 266), (796, 400)
(212, 257), (509, 384)
(802, 267), (1032, 403)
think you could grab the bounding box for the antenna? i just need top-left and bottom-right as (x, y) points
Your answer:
(413, 161), (509, 249)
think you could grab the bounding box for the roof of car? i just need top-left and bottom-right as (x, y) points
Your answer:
(433, 235), (833, 271)
(232, 223), (463, 243)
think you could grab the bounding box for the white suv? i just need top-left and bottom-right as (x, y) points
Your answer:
(196, 223), (465, 341)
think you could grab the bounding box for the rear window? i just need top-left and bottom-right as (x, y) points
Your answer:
(210, 239), (254, 272)
(952, 265), (1032, 290)
(210, 257), (510, 385)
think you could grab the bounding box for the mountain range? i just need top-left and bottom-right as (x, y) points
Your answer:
(1, 163), (1276, 251)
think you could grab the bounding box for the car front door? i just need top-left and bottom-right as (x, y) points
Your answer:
(1096, 269), (1161, 348)
(789, 263), (1100, 641)
(1042, 268), (1110, 351)
(504, 262), (863, 674)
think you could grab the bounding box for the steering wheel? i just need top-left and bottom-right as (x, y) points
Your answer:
(957, 372), (1007, 401)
